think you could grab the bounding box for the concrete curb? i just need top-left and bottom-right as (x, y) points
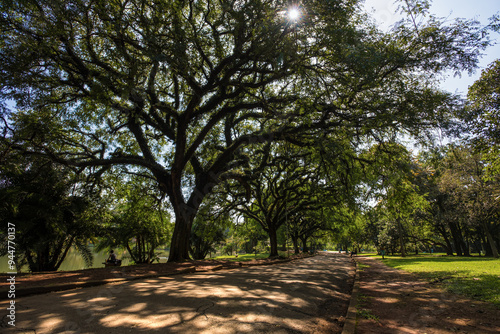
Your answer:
(342, 259), (360, 334)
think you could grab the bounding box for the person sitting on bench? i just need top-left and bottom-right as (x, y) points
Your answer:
(107, 250), (118, 264)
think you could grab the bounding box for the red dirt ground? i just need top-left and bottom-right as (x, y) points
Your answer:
(354, 255), (500, 334)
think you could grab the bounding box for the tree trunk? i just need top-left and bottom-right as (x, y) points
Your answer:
(291, 235), (300, 254)
(55, 237), (75, 270)
(137, 235), (142, 263)
(280, 239), (287, 251)
(26, 251), (35, 273)
(301, 236), (309, 253)
(126, 243), (138, 264)
(268, 227), (279, 258)
(436, 224), (454, 255)
(167, 168), (211, 262)
(448, 221), (463, 256)
(457, 223), (470, 256)
(168, 208), (194, 262)
(482, 221), (499, 258)
(398, 219), (406, 257)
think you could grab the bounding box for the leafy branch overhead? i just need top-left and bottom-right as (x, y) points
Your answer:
(0, 0), (494, 261)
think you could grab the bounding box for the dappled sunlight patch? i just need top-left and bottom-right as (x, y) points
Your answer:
(38, 314), (65, 329)
(283, 296), (308, 306)
(234, 323), (262, 333)
(121, 302), (148, 313)
(370, 287), (401, 297)
(103, 277), (126, 284)
(381, 297), (399, 304)
(100, 311), (198, 329)
(230, 311), (303, 332)
(142, 278), (163, 283)
(413, 296), (432, 303)
(235, 312), (276, 323)
(38, 312), (59, 319)
(60, 292), (79, 298)
(87, 296), (111, 303)
(451, 317), (476, 326)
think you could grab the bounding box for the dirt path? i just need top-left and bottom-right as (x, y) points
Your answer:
(354, 256), (500, 334)
(1, 253), (354, 333)
(0, 256), (311, 298)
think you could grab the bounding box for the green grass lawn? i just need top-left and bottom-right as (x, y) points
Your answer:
(370, 254), (500, 307)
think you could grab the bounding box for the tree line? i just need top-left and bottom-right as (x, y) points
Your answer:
(358, 142), (500, 258)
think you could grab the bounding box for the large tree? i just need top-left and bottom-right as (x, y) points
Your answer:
(0, 0), (492, 261)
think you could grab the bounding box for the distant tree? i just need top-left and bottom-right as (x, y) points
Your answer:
(363, 143), (429, 257)
(98, 175), (172, 264)
(438, 146), (499, 257)
(189, 202), (229, 260)
(228, 143), (329, 257)
(466, 59), (500, 178)
(416, 148), (459, 255)
(234, 217), (268, 255)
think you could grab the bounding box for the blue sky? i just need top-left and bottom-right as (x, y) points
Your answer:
(364, 0), (500, 96)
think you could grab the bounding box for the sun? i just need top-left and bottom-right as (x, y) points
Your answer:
(288, 7), (300, 21)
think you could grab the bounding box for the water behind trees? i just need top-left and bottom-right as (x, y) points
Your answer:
(0, 246), (170, 273)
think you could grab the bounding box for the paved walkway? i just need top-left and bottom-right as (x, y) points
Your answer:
(1, 253), (354, 334)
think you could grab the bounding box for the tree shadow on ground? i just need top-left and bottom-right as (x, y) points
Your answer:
(1, 253), (354, 334)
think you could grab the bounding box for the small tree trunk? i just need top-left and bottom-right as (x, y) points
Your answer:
(301, 237), (309, 253)
(449, 220), (463, 256)
(291, 235), (300, 254)
(437, 224), (454, 255)
(127, 243), (138, 264)
(398, 219), (406, 257)
(482, 221), (499, 258)
(457, 224), (470, 256)
(55, 237), (75, 270)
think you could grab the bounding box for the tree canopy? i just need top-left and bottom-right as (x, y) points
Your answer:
(0, 0), (494, 261)
(466, 59), (500, 178)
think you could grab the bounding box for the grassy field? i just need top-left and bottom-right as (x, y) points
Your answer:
(367, 254), (500, 307)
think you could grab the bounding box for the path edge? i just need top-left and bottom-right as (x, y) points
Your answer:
(342, 259), (359, 334)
